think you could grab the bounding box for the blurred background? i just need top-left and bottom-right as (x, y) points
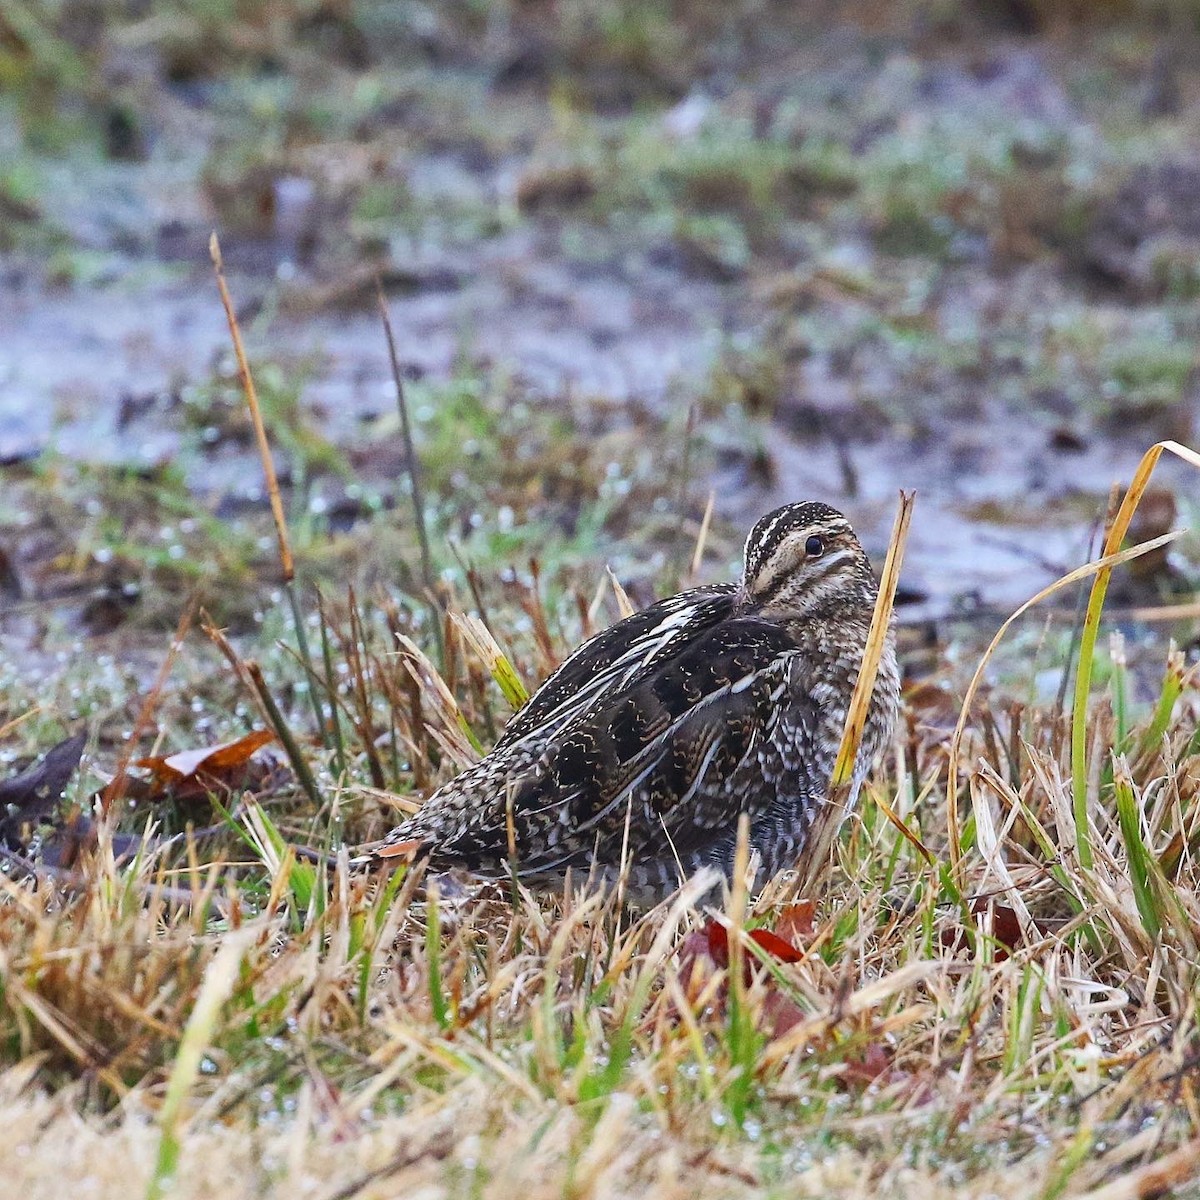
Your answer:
(1, 0), (1198, 680)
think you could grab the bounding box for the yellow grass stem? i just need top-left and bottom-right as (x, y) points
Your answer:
(831, 490), (914, 789)
(395, 634), (483, 763)
(451, 612), (530, 709)
(1073, 1134), (1200, 1200)
(376, 277), (436, 601)
(1070, 440), (1200, 868)
(790, 491), (913, 897)
(690, 488), (716, 578)
(211, 235), (331, 746)
(209, 233), (293, 583)
(606, 566), (636, 619)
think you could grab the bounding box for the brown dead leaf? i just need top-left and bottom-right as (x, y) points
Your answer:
(0, 733), (86, 847)
(515, 162), (598, 212)
(903, 679), (961, 730)
(840, 1040), (895, 1088)
(376, 838), (422, 861)
(0, 733), (145, 868)
(97, 729), (279, 808)
(139, 729), (275, 785)
(774, 901), (816, 946)
(940, 901), (1024, 961)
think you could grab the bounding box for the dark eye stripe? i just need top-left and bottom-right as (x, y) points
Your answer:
(750, 547), (854, 608)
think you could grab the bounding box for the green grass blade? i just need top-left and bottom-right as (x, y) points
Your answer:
(147, 928), (254, 1200)
(1113, 760), (1161, 942)
(425, 884), (450, 1030)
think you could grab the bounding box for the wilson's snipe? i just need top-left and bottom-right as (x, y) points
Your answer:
(377, 501), (899, 897)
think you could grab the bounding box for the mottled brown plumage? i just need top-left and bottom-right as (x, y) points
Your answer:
(377, 501), (899, 897)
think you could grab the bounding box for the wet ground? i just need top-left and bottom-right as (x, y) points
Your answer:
(2, 3), (1198, 680)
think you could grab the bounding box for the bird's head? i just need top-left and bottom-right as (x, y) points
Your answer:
(737, 501), (878, 620)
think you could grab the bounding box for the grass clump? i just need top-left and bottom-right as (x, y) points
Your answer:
(0, 428), (1197, 1197)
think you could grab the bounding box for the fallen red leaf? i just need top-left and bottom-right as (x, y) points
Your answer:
(760, 988), (806, 1039)
(704, 919), (730, 963)
(747, 926), (806, 963)
(836, 1033), (934, 1103)
(676, 923), (808, 1041)
(703, 919), (807, 972)
(989, 904), (1023, 955)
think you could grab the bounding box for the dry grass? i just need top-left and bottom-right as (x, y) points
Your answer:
(0, 527), (1198, 1198)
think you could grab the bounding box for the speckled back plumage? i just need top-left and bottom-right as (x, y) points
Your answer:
(378, 501), (899, 897)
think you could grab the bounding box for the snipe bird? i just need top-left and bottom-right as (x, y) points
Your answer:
(378, 501), (899, 897)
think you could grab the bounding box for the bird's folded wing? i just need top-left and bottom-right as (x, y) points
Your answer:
(493, 584), (737, 752)
(500, 623), (821, 873)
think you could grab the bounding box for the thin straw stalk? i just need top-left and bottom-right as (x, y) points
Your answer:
(210, 233), (327, 744)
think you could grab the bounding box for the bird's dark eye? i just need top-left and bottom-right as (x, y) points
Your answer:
(804, 535), (824, 558)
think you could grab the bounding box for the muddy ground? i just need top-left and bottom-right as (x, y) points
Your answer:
(2, 1), (1199, 697)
